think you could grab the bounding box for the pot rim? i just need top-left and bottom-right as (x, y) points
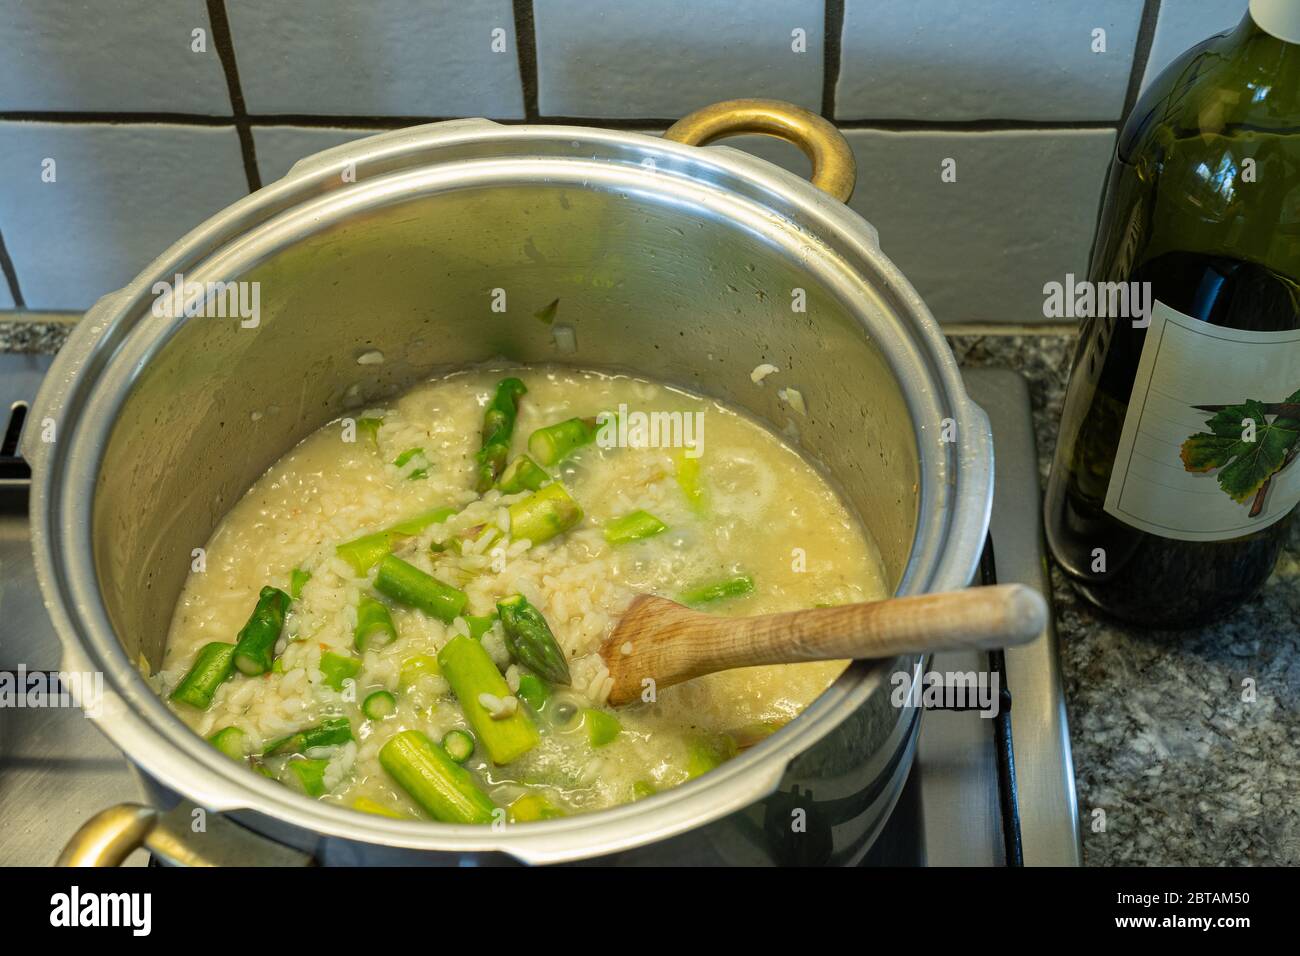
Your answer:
(26, 118), (992, 863)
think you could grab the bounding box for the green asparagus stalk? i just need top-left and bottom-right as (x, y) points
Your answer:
(475, 377), (528, 493)
(464, 613), (497, 640)
(207, 726), (248, 759)
(515, 672), (550, 712)
(354, 595), (398, 652)
(264, 716), (353, 757)
(603, 509), (667, 544)
(508, 481), (583, 545)
(170, 641), (237, 709)
(335, 506), (457, 574)
(686, 733), (738, 779)
(319, 651), (360, 691)
(437, 635), (540, 764)
(362, 690), (397, 720)
(284, 757), (331, 797)
(232, 586), (292, 676)
(674, 450), (707, 514)
(496, 454), (550, 494)
(398, 653), (440, 689)
(496, 594), (571, 685)
(289, 567), (311, 600)
(393, 446), (430, 480)
(583, 708), (621, 747)
(528, 416), (598, 466)
(356, 416), (383, 446)
(374, 554), (468, 623)
(441, 729), (475, 764)
(679, 574), (754, 606)
(379, 730), (497, 824)
(352, 795), (409, 819)
(507, 792), (565, 822)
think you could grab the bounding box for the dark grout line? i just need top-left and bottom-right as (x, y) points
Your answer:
(512, 1), (540, 121)
(1121, 0), (1163, 122)
(205, 0), (262, 191)
(0, 229), (27, 310)
(0, 112), (1120, 134)
(822, 0), (845, 119)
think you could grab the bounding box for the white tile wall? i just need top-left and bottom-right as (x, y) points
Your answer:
(721, 129), (1116, 324)
(1142, 0), (1249, 89)
(0, 0), (231, 114)
(225, 0), (525, 118)
(0, 4), (1156, 324)
(0, 123), (248, 310)
(253, 126), (375, 184)
(837, 0), (1143, 121)
(534, 0), (824, 117)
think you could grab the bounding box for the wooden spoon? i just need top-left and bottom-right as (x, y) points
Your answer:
(598, 584), (1047, 706)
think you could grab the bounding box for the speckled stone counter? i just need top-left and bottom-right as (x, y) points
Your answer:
(5, 316), (1298, 866)
(949, 332), (1300, 867)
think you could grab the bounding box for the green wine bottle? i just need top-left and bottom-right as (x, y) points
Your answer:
(1045, 0), (1300, 627)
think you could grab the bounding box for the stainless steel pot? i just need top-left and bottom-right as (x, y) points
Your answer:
(26, 99), (993, 866)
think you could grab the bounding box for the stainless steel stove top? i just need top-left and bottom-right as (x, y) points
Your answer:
(0, 356), (1079, 867)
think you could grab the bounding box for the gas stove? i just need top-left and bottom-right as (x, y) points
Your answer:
(0, 355), (1079, 866)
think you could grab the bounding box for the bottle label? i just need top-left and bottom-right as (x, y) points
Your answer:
(1104, 300), (1300, 541)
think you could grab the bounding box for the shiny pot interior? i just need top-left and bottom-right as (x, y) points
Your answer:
(31, 119), (991, 862)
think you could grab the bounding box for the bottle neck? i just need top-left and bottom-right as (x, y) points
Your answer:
(1230, 3), (1300, 93)
(1250, 0), (1300, 44)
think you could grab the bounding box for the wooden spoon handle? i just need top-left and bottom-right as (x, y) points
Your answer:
(602, 584), (1046, 705)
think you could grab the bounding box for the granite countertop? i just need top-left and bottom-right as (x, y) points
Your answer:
(4, 317), (1298, 866)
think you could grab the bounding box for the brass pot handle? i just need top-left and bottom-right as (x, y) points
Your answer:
(664, 98), (857, 203)
(57, 801), (314, 867)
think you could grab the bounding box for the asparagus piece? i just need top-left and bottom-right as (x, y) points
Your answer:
(508, 481), (583, 546)
(496, 594), (571, 685)
(319, 651), (360, 691)
(264, 716), (353, 757)
(464, 613), (497, 640)
(375, 554), (468, 623)
(393, 446), (430, 480)
(170, 642), (237, 710)
(475, 377), (528, 493)
(398, 653), (440, 689)
(232, 586), (292, 676)
(285, 757), (330, 797)
(362, 690), (397, 720)
(584, 708), (622, 747)
(603, 509), (668, 544)
(379, 730), (496, 824)
(289, 567), (311, 600)
(515, 672), (550, 712)
(496, 454), (550, 494)
(354, 595), (398, 652)
(527, 416), (598, 466)
(686, 733), (738, 779)
(437, 635), (540, 764)
(441, 729), (475, 764)
(674, 450), (707, 514)
(335, 506), (457, 574)
(631, 780), (658, 800)
(356, 416), (383, 446)
(207, 726), (248, 759)
(507, 793), (565, 822)
(352, 795), (409, 819)
(679, 574), (754, 606)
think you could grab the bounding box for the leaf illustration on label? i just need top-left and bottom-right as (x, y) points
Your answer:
(1180, 389), (1300, 516)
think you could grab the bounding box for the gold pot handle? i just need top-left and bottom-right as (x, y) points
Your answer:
(57, 801), (314, 867)
(664, 98), (856, 203)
